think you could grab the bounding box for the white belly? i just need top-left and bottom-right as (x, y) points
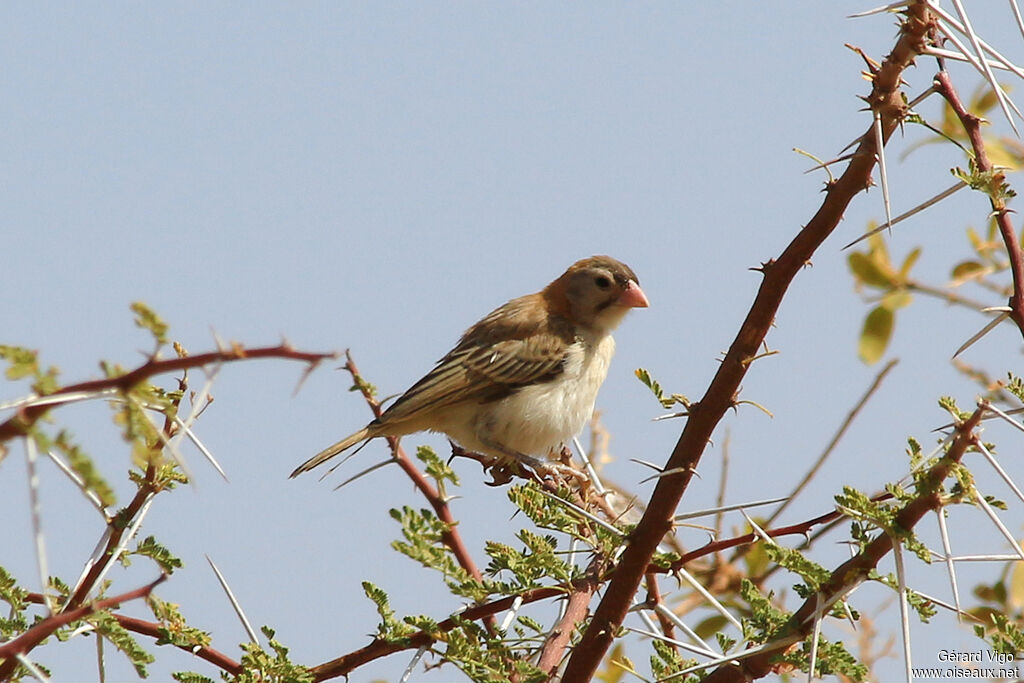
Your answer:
(438, 334), (615, 459)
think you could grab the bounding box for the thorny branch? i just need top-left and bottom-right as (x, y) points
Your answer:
(339, 352), (496, 636)
(20, 591), (244, 676)
(702, 406), (985, 681)
(0, 343), (337, 449)
(303, 492), (895, 679)
(0, 576), (167, 679)
(562, 4), (935, 679)
(933, 69), (1024, 335)
(0, 343), (335, 680)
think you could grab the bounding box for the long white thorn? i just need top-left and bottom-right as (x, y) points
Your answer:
(660, 633), (803, 681)
(973, 439), (1024, 504)
(874, 111), (894, 236)
(934, 18), (1023, 128)
(948, 0), (1021, 134)
(651, 601), (717, 655)
(808, 593), (823, 682)
(675, 566), (743, 631)
(535, 488), (625, 538)
(66, 493), (156, 611)
(624, 625), (717, 660)
(499, 595), (523, 633)
(25, 437), (54, 614)
(842, 181), (968, 250)
(675, 496), (789, 521)
(953, 311), (1010, 359)
(15, 654), (52, 682)
(740, 509), (776, 546)
(934, 509), (962, 622)
(983, 403), (1024, 435)
(1012, 0), (1024, 41)
(172, 416), (228, 482)
(43, 448), (108, 518)
(572, 436), (606, 494)
(0, 388), (119, 412)
(926, 2), (1024, 81)
(848, 1), (910, 18)
(923, 47), (1019, 72)
(972, 488), (1024, 560)
(400, 645), (428, 683)
(207, 555), (260, 644)
(893, 542), (913, 683)
(333, 457), (397, 491)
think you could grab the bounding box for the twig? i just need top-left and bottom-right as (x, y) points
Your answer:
(561, 7), (933, 678)
(339, 352), (495, 635)
(934, 70), (1024, 336)
(535, 568), (600, 677)
(20, 591), (244, 676)
(0, 576), (167, 679)
(700, 406), (984, 681)
(0, 344), (337, 447)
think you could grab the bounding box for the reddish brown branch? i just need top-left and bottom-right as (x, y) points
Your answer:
(933, 70), (1024, 335)
(0, 343), (338, 446)
(340, 352), (495, 634)
(0, 576), (166, 679)
(19, 591), (243, 676)
(64, 466), (160, 611)
(645, 572), (677, 646)
(536, 566), (602, 676)
(311, 586), (563, 680)
(561, 5), (934, 679)
(703, 406), (984, 681)
(307, 495), (864, 679)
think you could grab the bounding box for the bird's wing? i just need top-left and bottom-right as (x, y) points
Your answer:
(377, 331), (572, 424)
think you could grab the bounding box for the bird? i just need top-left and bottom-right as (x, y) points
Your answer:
(290, 255), (649, 480)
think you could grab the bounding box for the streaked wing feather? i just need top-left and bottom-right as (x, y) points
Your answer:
(378, 333), (570, 423)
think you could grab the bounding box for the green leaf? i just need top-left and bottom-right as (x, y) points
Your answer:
(858, 306), (894, 365)
(415, 445), (460, 487)
(133, 536), (183, 574)
(130, 301), (169, 345)
(233, 626), (314, 683)
(843, 250), (892, 288)
(361, 581), (417, 642)
(54, 431), (116, 508)
(951, 260), (986, 281)
(897, 247), (921, 279)
(880, 290), (912, 312)
(148, 595), (211, 649)
(172, 673), (216, 683)
(89, 610), (155, 677)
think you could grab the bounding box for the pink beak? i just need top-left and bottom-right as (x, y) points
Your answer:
(620, 281), (650, 308)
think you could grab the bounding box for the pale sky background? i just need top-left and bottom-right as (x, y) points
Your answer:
(3, 3), (1024, 681)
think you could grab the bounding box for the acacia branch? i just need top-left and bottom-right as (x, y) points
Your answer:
(20, 591), (243, 676)
(933, 69), (1024, 335)
(0, 343), (337, 446)
(339, 352), (495, 635)
(307, 495), (880, 679)
(0, 576), (166, 679)
(562, 5), (934, 679)
(702, 406), (984, 681)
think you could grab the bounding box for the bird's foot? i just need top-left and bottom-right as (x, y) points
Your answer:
(448, 442), (587, 487)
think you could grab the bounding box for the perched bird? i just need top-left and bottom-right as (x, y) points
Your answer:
(290, 255), (649, 479)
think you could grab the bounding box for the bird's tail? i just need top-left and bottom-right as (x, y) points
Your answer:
(290, 426), (372, 478)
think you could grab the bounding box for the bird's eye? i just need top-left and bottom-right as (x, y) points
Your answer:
(594, 275), (612, 289)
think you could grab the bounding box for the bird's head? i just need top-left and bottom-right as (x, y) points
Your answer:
(544, 255), (649, 333)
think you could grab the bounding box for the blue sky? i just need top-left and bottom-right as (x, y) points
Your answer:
(3, 3), (1024, 681)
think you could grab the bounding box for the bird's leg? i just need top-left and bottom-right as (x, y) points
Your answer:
(477, 437), (588, 486)
(448, 442), (518, 486)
